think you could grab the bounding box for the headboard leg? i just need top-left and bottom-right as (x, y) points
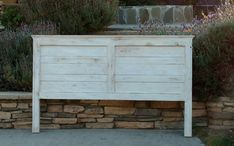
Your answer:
(32, 97), (40, 133)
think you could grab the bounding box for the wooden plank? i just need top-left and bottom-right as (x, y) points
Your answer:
(116, 46), (185, 57)
(32, 38), (40, 133)
(116, 64), (185, 75)
(41, 56), (107, 64)
(115, 75), (184, 83)
(40, 92), (184, 101)
(41, 46), (107, 57)
(41, 75), (107, 82)
(40, 82), (107, 93)
(116, 83), (184, 94)
(184, 41), (193, 137)
(41, 64), (107, 75)
(116, 57), (184, 65)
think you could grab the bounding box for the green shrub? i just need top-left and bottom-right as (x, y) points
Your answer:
(0, 22), (58, 91)
(193, 22), (234, 98)
(0, 6), (24, 29)
(21, 0), (118, 35)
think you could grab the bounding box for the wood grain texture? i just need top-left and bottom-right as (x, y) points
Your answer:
(32, 35), (194, 136)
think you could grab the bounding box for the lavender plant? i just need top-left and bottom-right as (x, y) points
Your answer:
(0, 21), (58, 91)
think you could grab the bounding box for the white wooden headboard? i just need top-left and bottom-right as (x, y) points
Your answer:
(32, 35), (194, 137)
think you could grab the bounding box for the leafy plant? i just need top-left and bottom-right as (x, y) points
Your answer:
(21, 0), (118, 34)
(0, 6), (24, 29)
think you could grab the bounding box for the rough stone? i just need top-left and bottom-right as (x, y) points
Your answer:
(48, 105), (63, 113)
(135, 109), (160, 116)
(126, 8), (136, 24)
(151, 7), (161, 20)
(53, 118), (77, 124)
(0, 112), (11, 119)
(137, 117), (162, 122)
(97, 118), (114, 123)
(207, 107), (222, 112)
(99, 100), (134, 107)
(174, 7), (184, 23)
(163, 7), (174, 24)
(0, 123), (13, 128)
(57, 113), (76, 118)
(135, 101), (150, 108)
(64, 105), (84, 113)
(209, 112), (234, 120)
(41, 124), (60, 129)
(163, 117), (183, 122)
(104, 107), (135, 115)
(207, 102), (224, 108)
(60, 124), (84, 129)
(192, 102), (206, 109)
(209, 119), (223, 126)
(77, 114), (104, 118)
(184, 6), (193, 23)
(223, 120), (234, 126)
(84, 107), (103, 114)
(224, 102), (234, 107)
(150, 102), (180, 109)
(86, 123), (114, 129)
(12, 113), (31, 119)
(162, 111), (183, 117)
(223, 107), (234, 112)
(192, 109), (207, 117)
(12, 121), (32, 129)
(1, 103), (17, 108)
(139, 8), (149, 23)
(79, 118), (96, 123)
(17, 103), (29, 109)
(115, 121), (154, 129)
(155, 121), (183, 129)
(41, 113), (58, 118)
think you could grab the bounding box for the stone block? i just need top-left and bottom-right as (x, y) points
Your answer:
(150, 102), (180, 109)
(224, 102), (234, 107)
(12, 121), (32, 129)
(162, 111), (183, 117)
(57, 113), (76, 118)
(155, 121), (183, 129)
(209, 119), (223, 126)
(48, 105), (63, 113)
(79, 118), (96, 123)
(209, 112), (234, 120)
(163, 7), (174, 24)
(115, 121), (154, 129)
(207, 107), (222, 112)
(0, 112), (11, 119)
(163, 117), (183, 122)
(135, 109), (160, 116)
(135, 101), (150, 108)
(139, 8), (149, 24)
(223, 107), (234, 112)
(86, 123), (114, 129)
(84, 107), (103, 114)
(1, 103), (17, 108)
(53, 118), (77, 124)
(41, 124), (60, 129)
(126, 8), (136, 24)
(41, 113), (58, 118)
(64, 105), (84, 113)
(104, 107), (135, 115)
(12, 113), (31, 119)
(192, 102), (206, 109)
(60, 124), (84, 129)
(223, 120), (234, 126)
(193, 109), (207, 117)
(151, 7), (161, 20)
(97, 118), (114, 123)
(0, 123), (13, 128)
(99, 100), (134, 107)
(77, 114), (104, 118)
(17, 103), (29, 109)
(80, 100), (99, 104)
(207, 102), (224, 108)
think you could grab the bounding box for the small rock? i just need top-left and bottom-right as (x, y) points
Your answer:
(86, 123), (114, 129)
(64, 105), (84, 113)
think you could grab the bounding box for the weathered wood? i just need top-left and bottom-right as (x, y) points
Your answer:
(32, 35), (194, 137)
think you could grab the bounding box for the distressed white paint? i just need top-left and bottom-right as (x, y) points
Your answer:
(32, 35), (194, 137)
